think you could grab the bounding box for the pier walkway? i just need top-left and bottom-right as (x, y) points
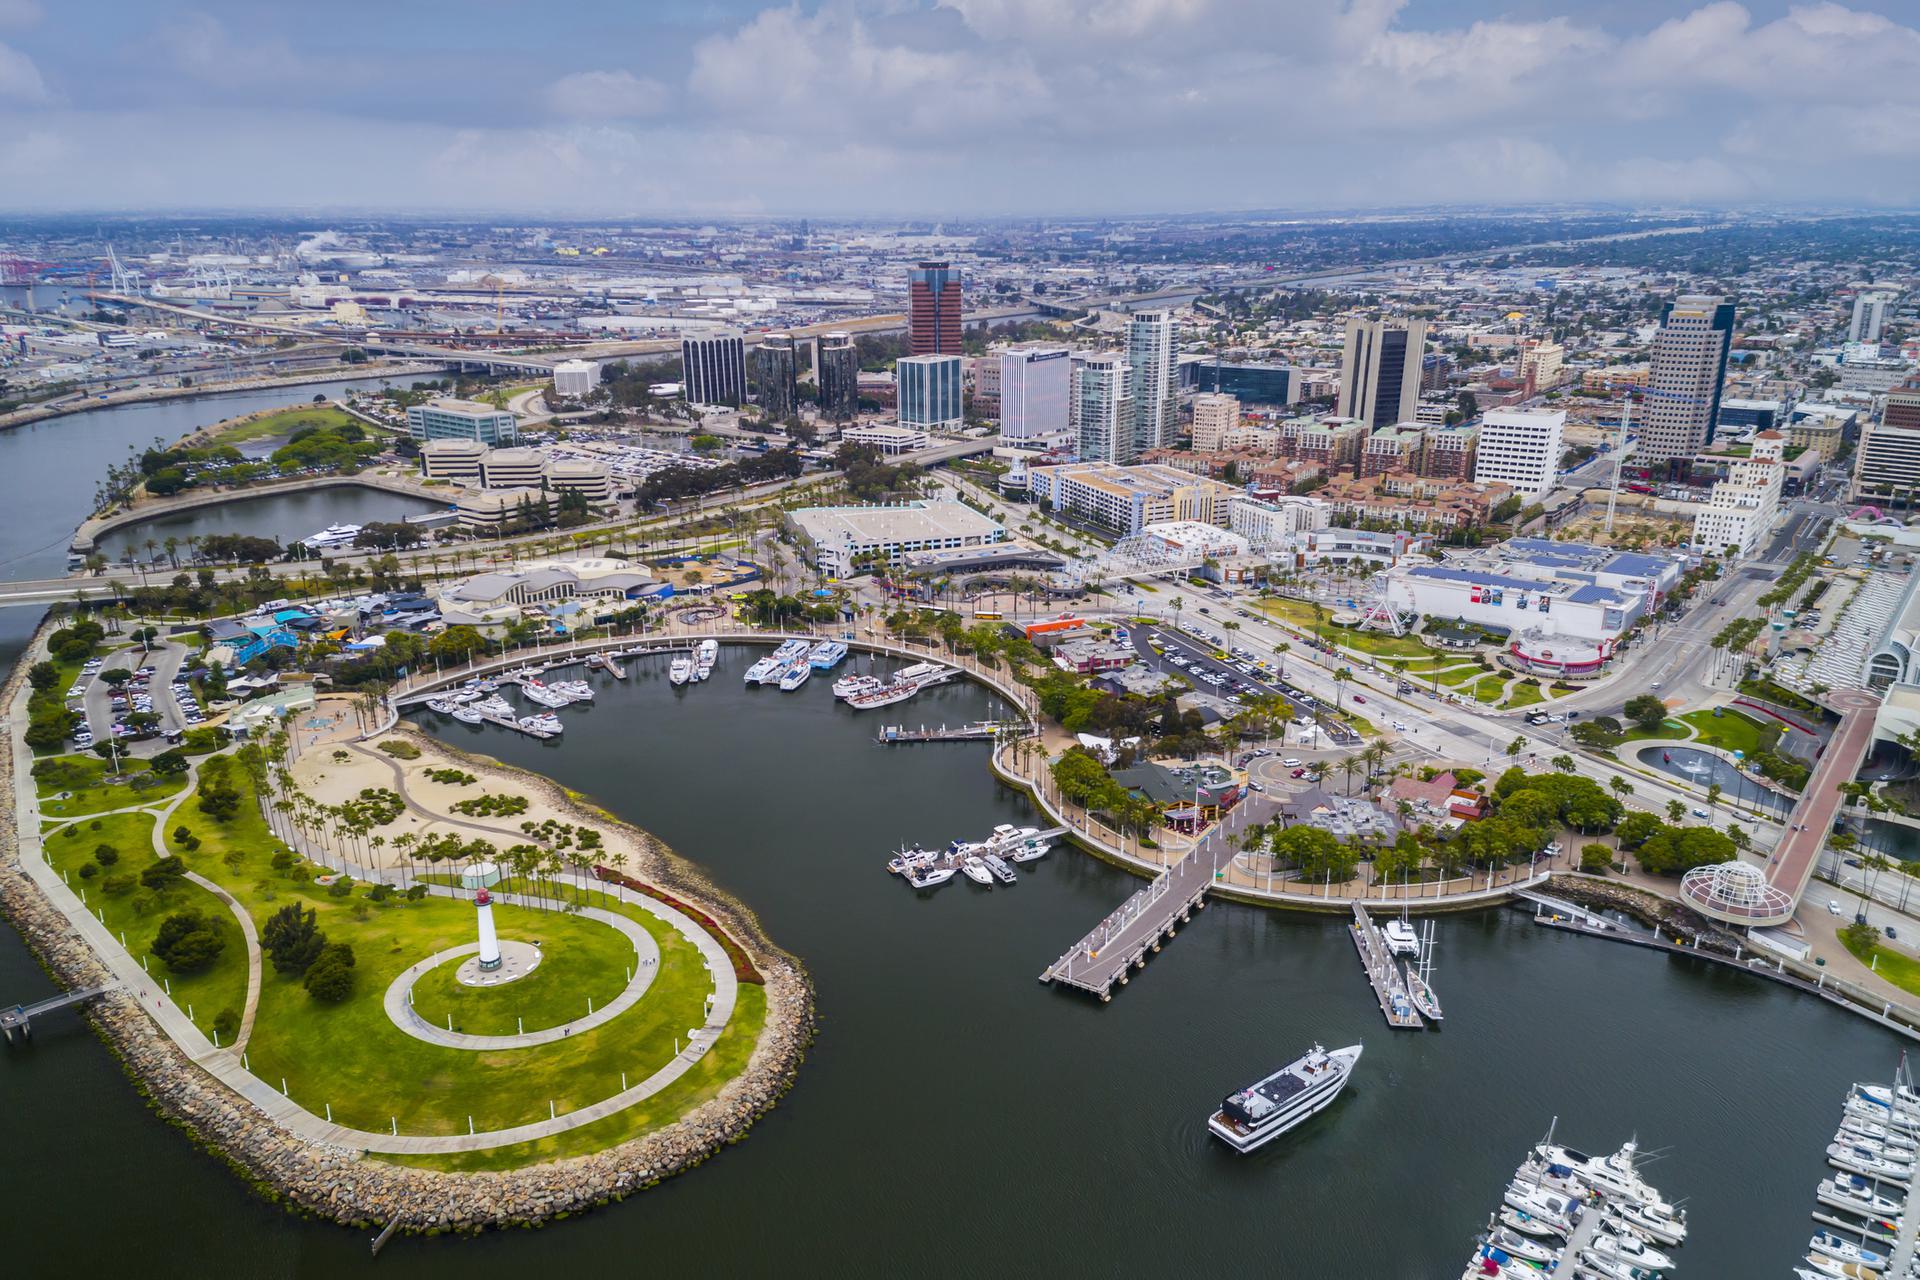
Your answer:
(0, 983), (114, 1041)
(1348, 905), (1423, 1029)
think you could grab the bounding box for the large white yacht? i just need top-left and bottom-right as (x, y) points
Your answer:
(1207, 1044), (1362, 1153)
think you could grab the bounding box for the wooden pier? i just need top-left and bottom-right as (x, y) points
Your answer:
(1040, 856), (1210, 1000)
(1349, 904), (1424, 1029)
(1, 983), (114, 1042)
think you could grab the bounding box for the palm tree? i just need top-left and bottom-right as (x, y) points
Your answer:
(1551, 754), (1575, 773)
(1608, 776), (1632, 802)
(1505, 737), (1525, 764)
(1706, 782), (1723, 817)
(1666, 799), (1686, 824)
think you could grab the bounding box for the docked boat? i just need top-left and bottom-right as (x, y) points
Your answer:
(770, 639), (812, 665)
(1572, 1256), (1662, 1280)
(906, 864), (956, 889)
(1382, 917), (1420, 957)
(1534, 1141), (1667, 1208)
(1515, 1159), (1592, 1200)
(1007, 837), (1052, 863)
(473, 695), (515, 718)
(961, 857), (993, 886)
(1818, 1174), (1906, 1220)
(302, 522), (363, 549)
(745, 656), (780, 684)
(519, 712), (563, 736)
(779, 661), (812, 692)
(1809, 1230), (1888, 1273)
(1798, 1259), (1880, 1280)
(695, 639), (718, 680)
(1206, 1044), (1362, 1153)
(451, 706), (483, 724)
(834, 673), (883, 699)
(846, 679), (920, 711)
(1858, 1082), (1920, 1114)
(808, 640), (847, 669)
(982, 854), (1017, 884)
(1406, 965), (1443, 1024)
(1585, 1225), (1676, 1271)
(1839, 1116), (1918, 1150)
(1464, 1246), (1546, 1280)
(1830, 1142), (1914, 1184)
(1501, 1184), (1581, 1237)
(448, 688), (483, 705)
(1481, 1221), (1559, 1266)
(896, 661), (946, 683)
(1610, 1198), (1686, 1246)
(425, 699), (455, 715)
(669, 657), (694, 686)
(1498, 1206), (1568, 1240)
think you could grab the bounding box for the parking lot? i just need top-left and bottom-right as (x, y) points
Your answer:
(1124, 622), (1362, 749)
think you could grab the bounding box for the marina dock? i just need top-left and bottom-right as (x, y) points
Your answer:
(876, 720), (1026, 744)
(1349, 904), (1423, 1029)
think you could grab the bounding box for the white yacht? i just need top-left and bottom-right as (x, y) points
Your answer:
(779, 661), (811, 692)
(1809, 1231), (1888, 1274)
(669, 656), (694, 686)
(1007, 837), (1052, 864)
(1830, 1141), (1915, 1184)
(451, 706), (483, 724)
(905, 864), (955, 889)
(960, 857), (993, 886)
(846, 678), (920, 711)
(1498, 1206), (1567, 1241)
(695, 639), (718, 680)
(982, 854), (1017, 884)
(1482, 1223), (1559, 1266)
(1382, 917), (1421, 957)
(1609, 1197), (1687, 1246)
(1585, 1226), (1676, 1271)
(1207, 1044), (1362, 1153)
(834, 673), (883, 699)
(1533, 1141), (1668, 1208)
(425, 698), (455, 715)
(1500, 1184), (1580, 1237)
(1463, 1248), (1545, 1280)
(1818, 1173), (1906, 1220)
(302, 523), (363, 549)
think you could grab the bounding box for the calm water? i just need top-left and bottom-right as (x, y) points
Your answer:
(0, 387), (1911, 1277)
(97, 486), (447, 562)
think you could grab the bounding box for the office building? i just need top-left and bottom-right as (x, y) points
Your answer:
(405, 397), (518, 446)
(897, 354), (964, 433)
(1190, 393), (1241, 452)
(1421, 423), (1479, 479)
(908, 261), (962, 356)
(999, 347), (1072, 448)
(842, 423), (929, 454)
(751, 334), (798, 418)
(1691, 431), (1784, 560)
(1473, 409), (1566, 500)
(418, 438), (487, 484)
(1885, 376), (1920, 431)
(1519, 339), (1564, 388)
(1718, 398), (1782, 434)
(1025, 461), (1240, 535)
(1855, 419), (1920, 506)
(681, 330), (747, 407)
(1339, 318), (1427, 428)
(1127, 309), (1179, 454)
(971, 355), (1001, 416)
(552, 359), (599, 399)
(1639, 295), (1735, 471)
(1227, 495), (1332, 544)
(1191, 360), (1298, 405)
(817, 332), (859, 420)
(1851, 292), (1892, 344)
(1071, 352), (1134, 464)
(784, 500), (1005, 575)
(1421, 352), (1454, 393)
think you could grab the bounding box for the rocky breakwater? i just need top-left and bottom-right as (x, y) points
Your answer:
(0, 622), (816, 1233)
(1543, 873), (1743, 955)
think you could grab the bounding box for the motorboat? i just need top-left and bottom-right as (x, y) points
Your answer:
(905, 864), (956, 889)
(1610, 1197), (1687, 1246)
(302, 523), (362, 549)
(550, 680), (594, 701)
(425, 699), (455, 714)
(695, 639), (718, 681)
(834, 673), (883, 699)
(1463, 1246), (1543, 1280)
(1382, 917), (1421, 957)
(1847, 1095), (1920, 1133)
(779, 662), (811, 692)
(1858, 1083), (1920, 1114)
(448, 688), (483, 704)
(1007, 837), (1052, 864)
(1808, 1230), (1888, 1273)
(1501, 1184), (1580, 1237)
(1534, 1141), (1668, 1208)
(961, 857), (993, 886)
(1499, 1206), (1568, 1240)
(1481, 1221), (1558, 1266)
(1817, 1173), (1906, 1221)
(518, 712), (563, 736)
(1798, 1263), (1878, 1280)
(451, 707), (483, 724)
(1515, 1158), (1591, 1200)
(669, 657), (694, 686)
(982, 854), (1017, 884)
(1586, 1224), (1677, 1271)
(1572, 1255), (1663, 1280)
(1207, 1044), (1362, 1153)
(1830, 1142), (1914, 1184)
(1837, 1127), (1916, 1162)
(1840, 1116), (1919, 1151)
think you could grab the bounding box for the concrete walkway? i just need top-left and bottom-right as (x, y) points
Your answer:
(383, 886), (662, 1051)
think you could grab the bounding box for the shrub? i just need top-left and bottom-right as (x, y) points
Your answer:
(140, 855), (187, 889)
(77, 862), (99, 879)
(303, 943), (356, 1002)
(326, 875), (354, 898)
(212, 1008), (240, 1041)
(368, 883), (392, 903)
(151, 910), (225, 973)
(100, 873), (136, 895)
(376, 739), (421, 760)
(450, 793), (528, 818)
(93, 844), (119, 866)
(405, 883), (428, 902)
(1580, 843), (1613, 873)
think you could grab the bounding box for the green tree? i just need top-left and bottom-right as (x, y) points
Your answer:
(1580, 842), (1613, 873)
(1624, 694), (1668, 731)
(150, 910), (225, 973)
(139, 855), (186, 890)
(303, 942), (356, 1002)
(260, 903), (327, 977)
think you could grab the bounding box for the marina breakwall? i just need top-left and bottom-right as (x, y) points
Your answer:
(0, 615), (816, 1235)
(71, 472), (449, 554)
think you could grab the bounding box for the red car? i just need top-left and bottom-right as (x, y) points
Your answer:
(1353, 695), (1366, 704)
(1290, 768), (1306, 778)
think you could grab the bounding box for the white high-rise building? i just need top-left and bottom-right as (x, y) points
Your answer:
(1472, 409), (1566, 500)
(1191, 392), (1241, 452)
(1071, 353), (1133, 464)
(1127, 309), (1178, 454)
(1692, 430), (1784, 560)
(1851, 292), (1892, 344)
(998, 347), (1072, 450)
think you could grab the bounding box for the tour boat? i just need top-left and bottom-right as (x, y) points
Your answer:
(896, 661), (945, 683)
(846, 679), (921, 711)
(834, 673), (883, 699)
(695, 639), (718, 680)
(779, 661), (811, 692)
(745, 656), (780, 684)
(669, 656), (694, 686)
(1382, 917), (1421, 957)
(961, 857), (993, 886)
(302, 523), (363, 549)
(770, 639), (812, 665)
(1207, 1044), (1362, 1153)
(807, 640), (847, 669)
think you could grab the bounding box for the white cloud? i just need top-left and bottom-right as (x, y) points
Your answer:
(546, 69), (670, 120)
(0, 39), (45, 101)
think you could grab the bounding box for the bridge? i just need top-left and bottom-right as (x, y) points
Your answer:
(1682, 687), (1881, 929)
(1, 983), (114, 1042)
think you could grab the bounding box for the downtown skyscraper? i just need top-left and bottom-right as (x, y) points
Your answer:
(1638, 295), (1735, 473)
(1126, 309), (1178, 454)
(908, 261), (963, 356)
(1338, 318), (1427, 429)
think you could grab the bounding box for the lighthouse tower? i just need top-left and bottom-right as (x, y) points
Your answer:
(474, 887), (501, 971)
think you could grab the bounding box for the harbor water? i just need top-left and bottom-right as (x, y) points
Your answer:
(96, 485), (447, 563)
(0, 384), (1911, 1276)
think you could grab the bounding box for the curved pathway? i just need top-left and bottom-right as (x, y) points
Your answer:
(150, 759), (265, 1050)
(383, 887), (661, 1051)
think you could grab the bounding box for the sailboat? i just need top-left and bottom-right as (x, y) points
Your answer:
(1406, 918), (1443, 1024)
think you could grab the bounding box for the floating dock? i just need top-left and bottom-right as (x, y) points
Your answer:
(876, 720), (1026, 744)
(1350, 904), (1423, 1029)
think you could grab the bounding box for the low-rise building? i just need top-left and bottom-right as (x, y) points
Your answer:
(1025, 461), (1241, 534)
(1316, 473), (1511, 530)
(455, 487), (558, 532)
(1227, 495), (1332, 544)
(543, 457), (614, 503)
(842, 423), (930, 454)
(784, 500), (1007, 575)
(438, 557), (656, 629)
(418, 438), (487, 484)
(553, 359), (600, 399)
(478, 446), (546, 490)
(405, 397), (518, 445)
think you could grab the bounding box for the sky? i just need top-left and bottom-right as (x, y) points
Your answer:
(1, 0), (1918, 216)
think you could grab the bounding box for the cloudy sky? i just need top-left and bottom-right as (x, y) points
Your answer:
(1, 0), (1917, 216)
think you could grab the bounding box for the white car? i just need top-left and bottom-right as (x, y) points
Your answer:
(1828, 900), (1843, 916)
(1282, 757), (1302, 768)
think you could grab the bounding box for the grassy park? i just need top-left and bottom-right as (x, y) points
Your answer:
(1840, 923), (1920, 1000)
(1675, 708), (1774, 757)
(406, 909), (644, 1036)
(36, 753), (189, 821)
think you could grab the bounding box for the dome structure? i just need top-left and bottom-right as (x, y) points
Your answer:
(1680, 860), (1795, 928)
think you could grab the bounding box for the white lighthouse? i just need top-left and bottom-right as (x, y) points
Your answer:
(475, 887), (502, 971)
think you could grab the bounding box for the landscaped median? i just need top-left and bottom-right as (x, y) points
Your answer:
(0, 622), (813, 1232)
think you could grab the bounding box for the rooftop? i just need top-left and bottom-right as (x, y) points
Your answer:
(787, 499), (1005, 547)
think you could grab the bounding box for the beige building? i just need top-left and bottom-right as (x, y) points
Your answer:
(479, 446), (545, 489)
(1026, 461), (1241, 534)
(1191, 392), (1241, 452)
(1520, 339), (1564, 387)
(543, 458), (614, 503)
(419, 438), (487, 484)
(456, 487), (558, 532)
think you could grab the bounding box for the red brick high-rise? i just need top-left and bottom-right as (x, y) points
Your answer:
(908, 261), (962, 356)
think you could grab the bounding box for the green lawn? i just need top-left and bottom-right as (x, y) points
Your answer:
(407, 910), (643, 1036)
(181, 763), (737, 1142)
(1471, 674), (1510, 703)
(1840, 928), (1920, 1000)
(41, 808), (249, 1036)
(1435, 664), (1492, 688)
(36, 753), (188, 820)
(1504, 681), (1546, 709)
(1333, 629), (1438, 659)
(1623, 718), (1692, 743)
(204, 404), (355, 447)
(1676, 708), (1772, 757)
